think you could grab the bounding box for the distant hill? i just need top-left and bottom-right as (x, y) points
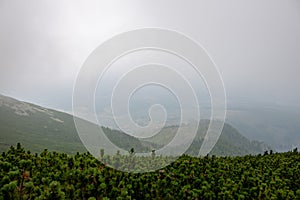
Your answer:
(0, 94), (268, 156)
(190, 121), (269, 156)
(141, 120), (269, 156)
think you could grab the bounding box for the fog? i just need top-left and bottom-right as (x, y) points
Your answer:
(0, 1), (299, 111)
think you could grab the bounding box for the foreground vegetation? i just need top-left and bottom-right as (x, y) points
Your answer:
(1, 144), (300, 199)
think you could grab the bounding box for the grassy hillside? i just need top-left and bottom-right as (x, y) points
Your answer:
(0, 94), (147, 154)
(0, 97), (84, 154)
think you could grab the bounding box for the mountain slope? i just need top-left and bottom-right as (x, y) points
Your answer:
(0, 94), (147, 154)
(0, 94), (268, 156)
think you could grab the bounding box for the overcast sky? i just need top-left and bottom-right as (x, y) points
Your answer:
(0, 0), (300, 112)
